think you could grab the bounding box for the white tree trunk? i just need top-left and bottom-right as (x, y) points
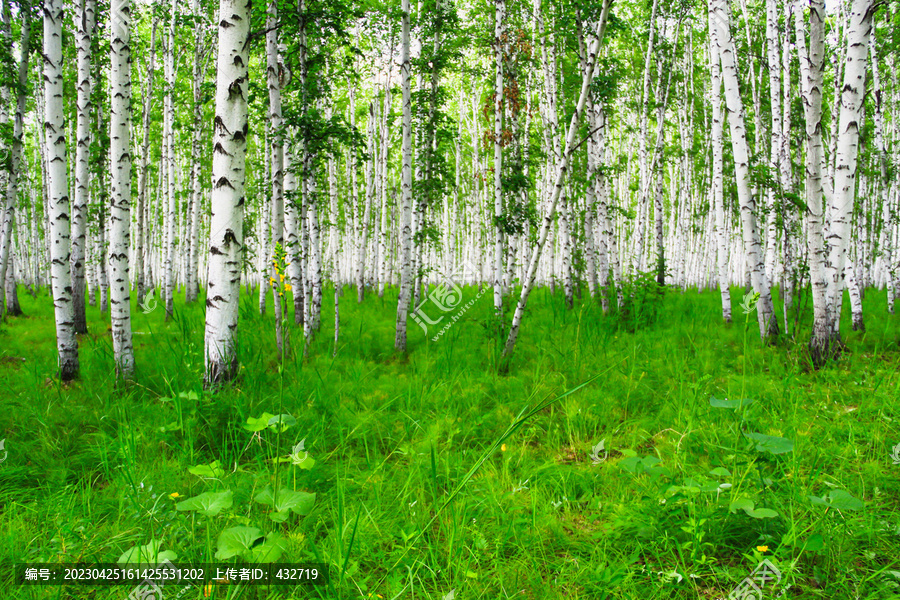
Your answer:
(795, 0), (831, 362)
(163, 0), (178, 319)
(69, 0), (95, 334)
(826, 0), (873, 340)
(503, 8), (611, 359)
(394, 0), (413, 351)
(357, 98), (376, 302)
(186, 0), (207, 303)
(266, 0), (286, 349)
(44, 0), (79, 379)
(135, 18), (156, 300)
(204, 0), (249, 385)
(0, 3), (29, 320)
(708, 2), (731, 323)
(870, 34), (893, 313)
(109, 0), (135, 375)
(710, 0), (779, 340)
(493, 0), (505, 317)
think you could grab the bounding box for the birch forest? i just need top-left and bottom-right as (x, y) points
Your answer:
(1, 0), (900, 597)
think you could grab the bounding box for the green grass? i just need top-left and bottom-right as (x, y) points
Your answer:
(1, 282), (899, 599)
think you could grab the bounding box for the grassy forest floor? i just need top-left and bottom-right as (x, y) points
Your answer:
(1, 282), (899, 599)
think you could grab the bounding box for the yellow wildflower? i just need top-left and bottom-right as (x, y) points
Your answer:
(284, 284), (292, 291)
(501, 444), (507, 452)
(280, 274), (285, 282)
(169, 492), (181, 499)
(756, 545), (768, 553)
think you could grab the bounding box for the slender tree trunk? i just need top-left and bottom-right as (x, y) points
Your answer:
(493, 0), (505, 319)
(163, 0), (178, 320)
(357, 99), (376, 302)
(68, 0), (95, 334)
(764, 0), (783, 292)
(135, 18), (156, 301)
(266, 0), (286, 350)
(394, 0), (413, 352)
(795, 0), (831, 363)
(870, 34), (893, 313)
(635, 0), (660, 274)
(711, 0), (779, 340)
(109, 0), (135, 375)
(503, 8), (611, 360)
(826, 0), (873, 339)
(186, 0), (206, 303)
(204, 0), (249, 385)
(708, 2), (731, 323)
(44, 0), (80, 379)
(0, 0), (29, 320)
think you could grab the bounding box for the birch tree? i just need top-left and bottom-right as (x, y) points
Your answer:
(266, 0), (286, 350)
(492, 0), (504, 318)
(70, 0), (95, 334)
(135, 17), (157, 301)
(0, 0), (29, 320)
(826, 0), (874, 341)
(795, 0), (830, 363)
(710, 0), (779, 340)
(109, 0), (135, 375)
(394, 0), (413, 352)
(204, 0), (249, 385)
(503, 2), (612, 361)
(186, 0), (209, 303)
(708, 3), (731, 323)
(44, 0), (80, 379)
(163, 0), (178, 319)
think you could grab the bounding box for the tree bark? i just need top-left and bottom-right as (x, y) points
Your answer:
(710, 0), (779, 340)
(109, 0), (136, 375)
(394, 0), (413, 352)
(44, 0), (80, 379)
(205, 0), (249, 385)
(826, 0), (873, 341)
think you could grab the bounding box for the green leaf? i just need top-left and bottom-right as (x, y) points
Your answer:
(187, 460), (225, 478)
(709, 467), (732, 478)
(809, 489), (864, 511)
(729, 498), (754, 514)
(244, 412), (277, 432)
(215, 526), (264, 560)
(710, 397), (755, 409)
(729, 498), (778, 518)
(267, 414), (297, 432)
(117, 540), (177, 564)
(248, 532), (287, 563)
(176, 490), (234, 516)
(254, 487), (316, 521)
(744, 432), (794, 454)
(619, 456), (642, 474)
(802, 533), (825, 552)
(748, 508), (779, 519)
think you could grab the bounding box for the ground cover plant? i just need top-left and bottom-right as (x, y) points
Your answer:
(2, 284), (899, 599)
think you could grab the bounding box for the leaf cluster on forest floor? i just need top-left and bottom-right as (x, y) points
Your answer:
(1, 285), (899, 599)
